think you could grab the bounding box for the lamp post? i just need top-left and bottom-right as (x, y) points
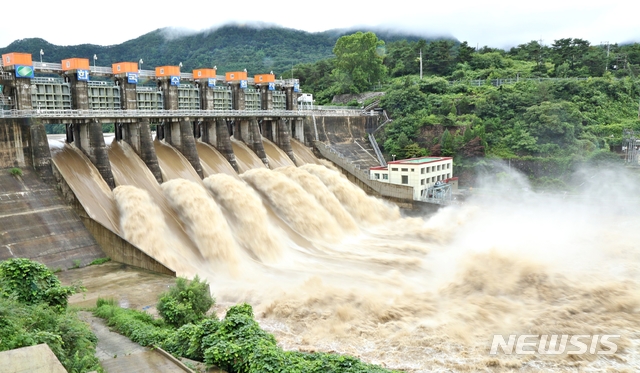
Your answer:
(139, 59), (143, 73)
(392, 154), (396, 161)
(39, 49), (43, 63)
(93, 54), (97, 68)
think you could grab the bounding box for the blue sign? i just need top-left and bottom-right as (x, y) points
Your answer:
(77, 69), (90, 81)
(170, 76), (180, 86)
(15, 65), (34, 79)
(240, 80), (248, 89)
(126, 72), (139, 84)
(208, 78), (216, 88)
(268, 82), (275, 91)
(293, 83), (300, 92)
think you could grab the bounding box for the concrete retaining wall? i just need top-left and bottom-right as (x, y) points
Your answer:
(79, 216), (176, 276)
(0, 168), (106, 270)
(52, 163), (176, 276)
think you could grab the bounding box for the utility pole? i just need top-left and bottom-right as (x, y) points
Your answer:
(601, 41), (610, 70)
(419, 49), (423, 80)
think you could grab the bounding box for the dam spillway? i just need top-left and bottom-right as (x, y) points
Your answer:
(3, 117), (640, 371)
(4, 54), (640, 372)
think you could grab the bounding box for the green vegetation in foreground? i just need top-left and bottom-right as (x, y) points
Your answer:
(94, 276), (398, 373)
(9, 167), (22, 177)
(0, 258), (101, 373)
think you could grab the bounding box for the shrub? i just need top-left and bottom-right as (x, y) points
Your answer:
(94, 304), (171, 347)
(96, 297), (117, 308)
(588, 149), (624, 166)
(0, 258), (101, 373)
(94, 301), (400, 373)
(0, 258), (81, 312)
(9, 167), (22, 177)
(157, 275), (214, 328)
(0, 299), (101, 372)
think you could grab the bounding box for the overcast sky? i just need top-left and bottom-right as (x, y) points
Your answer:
(1, 0), (638, 50)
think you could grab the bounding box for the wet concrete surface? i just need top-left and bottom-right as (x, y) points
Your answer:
(79, 312), (188, 373)
(58, 261), (176, 312)
(59, 262), (193, 372)
(57, 262), (229, 372)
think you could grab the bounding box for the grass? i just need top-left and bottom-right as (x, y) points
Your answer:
(9, 167), (22, 177)
(89, 257), (111, 266)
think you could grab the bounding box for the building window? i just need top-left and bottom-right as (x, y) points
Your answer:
(411, 169), (414, 172)
(448, 173), (451, 179)
(437, 165), (441, 171)
(383, 174), (388, 180)
(401, 175), (408, 184)
(421, 179), (425, 185)
(391, 168), (398, 171)
(447, 163), (451, 169)
(375, 173), (380, 179)
(421, 168), (425, 174)
(401, 168), (408, 172)
(432, 176), (435, 182)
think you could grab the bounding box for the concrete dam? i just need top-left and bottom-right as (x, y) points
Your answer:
(3, 53), (640, 372)
(0, 52), (421, 272)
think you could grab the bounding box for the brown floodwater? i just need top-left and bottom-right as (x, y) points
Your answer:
(56, 136), (640, 372)
(195, 141), (238, 178)
(262, 137), (295, 169)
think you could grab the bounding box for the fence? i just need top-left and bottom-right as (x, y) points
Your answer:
(449, 77), (594, 87)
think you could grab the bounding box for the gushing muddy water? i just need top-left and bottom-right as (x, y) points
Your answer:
(50, 136), (640, 372)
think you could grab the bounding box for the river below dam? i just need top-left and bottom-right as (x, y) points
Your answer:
(50, 136), (640, 372)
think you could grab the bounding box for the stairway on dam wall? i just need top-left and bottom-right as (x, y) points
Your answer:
(0, 167), (105, 270)
(329, 142), (381, 169)
(308, 115), (382, 169)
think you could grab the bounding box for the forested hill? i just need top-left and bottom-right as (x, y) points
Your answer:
(0, 25), (440, 76)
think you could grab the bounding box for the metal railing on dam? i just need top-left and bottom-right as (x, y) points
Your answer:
(29, 61), (300, 86)
(0, 107), (364, 120)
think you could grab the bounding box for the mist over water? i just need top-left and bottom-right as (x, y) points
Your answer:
(53, 135), (640, 371)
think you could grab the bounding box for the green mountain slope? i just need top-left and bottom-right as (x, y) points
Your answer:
(0, 24), (445, 76)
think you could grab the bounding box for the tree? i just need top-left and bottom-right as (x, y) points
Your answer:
(157, 275), (215, 328)
(380, 78), (429, 117)
(332, 32), (387, 93)
(403, 143), (428, 158)
(424, 40), (455, 75)
(550, 38), (590, 75)
(508, 40), (549, 74)
(455, 41), (476, 64)
(521, 101), (584, 148)
(440, 130), (454, 156)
